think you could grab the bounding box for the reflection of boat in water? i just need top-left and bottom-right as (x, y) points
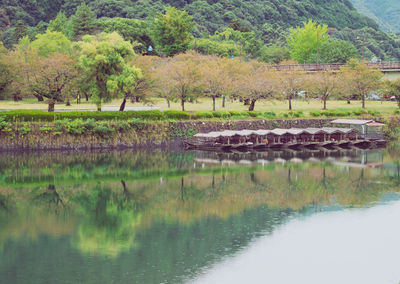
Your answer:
(192, 148), (385, 169)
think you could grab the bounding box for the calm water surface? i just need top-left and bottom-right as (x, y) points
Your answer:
(0, 147), (399, 284)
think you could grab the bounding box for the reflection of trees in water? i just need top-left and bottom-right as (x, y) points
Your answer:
(0, 150), (400, 259)
(70, 184), (141, 257)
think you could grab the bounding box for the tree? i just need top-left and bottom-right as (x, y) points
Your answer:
(12, 20), (28, 45)
(156, 52), (203, 111)
(304, 71), (341, 109)
(274, 68), (305, 110)
(98, 17), (153, 54)
(25, 53), (77, 111)
(287, 20), (328, 64)
(31, 30), (72, 57)
(319, 39), (359, 64)
(152, 7), (194, 57)
(75, 32), (135, 110)
(198, 55), (233, 111)
(71, 3), (97, 39)
(340, 59), (383, 108)
(259, 45), (290, 64)
(235, 61), (277, 111)
(0, 43), (13, 100)
(383, 79), (400, 109)
(48, 12), (72, 38)
(107, 65), (143, 111)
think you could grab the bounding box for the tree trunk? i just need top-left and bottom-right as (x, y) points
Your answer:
(288, 97), (292, 110)
(48, 100), (55, 112)
(222, 96), (225, 108)
(181, 99), (185, 111)
(131, 96), (136, 103)
(66, 98), (71, 106)
(35, 94), (44, 102)
(85, 94), (89, 102)
(347, 100), (351, 104)
(323, 97), (327, 110)
(77, 95), (81, 104)
(244, 99), (250, 106)
(212, 95), (216, 111)
(166, 99), (170, 108)
(119, 97), (127, 111)
(362, 95), (365, 108)
(249, 99), (257, 111)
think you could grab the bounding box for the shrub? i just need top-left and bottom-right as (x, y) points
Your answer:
(394, 109), (400, 115)
(310, 111), (322, 117)
(212, 111), (231, 118)
(0, 110), (166, 122)
(247, 111), (262, 118)
(263, 111), (276, 119)
(191, 112), (214, 119)
(164, 110), (190, 120)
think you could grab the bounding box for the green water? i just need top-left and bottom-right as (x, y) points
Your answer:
(0, 148), (399, 283)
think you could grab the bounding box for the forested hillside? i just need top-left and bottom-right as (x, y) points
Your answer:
(351, 0), (400, 32)
(0, 0), (400, 60)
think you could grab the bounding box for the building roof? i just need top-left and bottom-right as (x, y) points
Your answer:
(194, 127), (357, 139)
(331, 119), (374, 125)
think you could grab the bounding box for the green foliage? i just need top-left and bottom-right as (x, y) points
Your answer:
(191, 112), (214, 119)
(48, 12), (72, 39)
(319, 39), (359, 63)
(0, 110), (166, 122)
(71, 3), (97, 39)
(164, 110), (190, 120)
(190, 38), (241, 58)
(31, 30), (72, 56)
(152, 7), (194, 57)
(283, 111), (305, 118)
(259, 45), (290, 64)
(75, 32), (136, 109)
(169, 126), (198, 138)
(263, 111), (277, 119)
(288, 20), (329, 64)
(351, 0), (400, 33)
(0, 116), (10, 131)
(98, 17), (153, 53)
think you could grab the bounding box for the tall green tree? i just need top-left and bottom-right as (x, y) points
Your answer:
(12, 20), (28, 45)
(319, 39), (359, 64)
(71, 3), (97, 39)
(152, 7), (194, 57)
(75, 32), (136, 111)
(48, 12), (72, 38)
(287, 20), (328, 64)
(31, 30), (72, 57)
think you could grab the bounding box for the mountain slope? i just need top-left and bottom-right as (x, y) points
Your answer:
(0, 0), (399, 60)
(351, 0), (400, 32)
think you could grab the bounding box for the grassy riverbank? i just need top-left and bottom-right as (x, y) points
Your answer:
(0, 99), (399, 118)
(0, 108), (398, 150)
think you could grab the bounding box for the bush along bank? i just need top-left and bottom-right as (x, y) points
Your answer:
(0, 116), (350, 151)
(0, 108), (387, 122)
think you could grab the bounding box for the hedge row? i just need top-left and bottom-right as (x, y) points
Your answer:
(310, 109), (381, 118)
(0, 108), (381, 122)
(0, 110), (278, 121)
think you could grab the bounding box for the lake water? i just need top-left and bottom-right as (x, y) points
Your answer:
(0, 147), (399, 284)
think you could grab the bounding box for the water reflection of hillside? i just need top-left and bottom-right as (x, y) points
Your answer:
(0, 149), (400, 283)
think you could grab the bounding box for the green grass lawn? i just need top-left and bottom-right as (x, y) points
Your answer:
(0, 97), (398, 117)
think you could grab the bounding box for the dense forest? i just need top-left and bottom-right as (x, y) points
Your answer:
(351, 0), (400, 33)
(0, 0), (400, 61)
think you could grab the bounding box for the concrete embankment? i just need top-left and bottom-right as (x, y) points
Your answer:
(0, 118), (391, 151)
